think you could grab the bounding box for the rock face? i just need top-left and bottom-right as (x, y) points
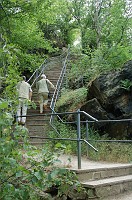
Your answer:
(81, 60), (132, 139)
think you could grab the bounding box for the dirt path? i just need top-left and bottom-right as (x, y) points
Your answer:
(58, 154), (132, 170)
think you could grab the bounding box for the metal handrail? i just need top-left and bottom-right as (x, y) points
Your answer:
(49, 46), (70, 125)
(27, 58), (49, 87)
(50, 46), (70, 111)
(27, 48), (69, 89)
(23, 48), (132, 169)
(17, 108), (132, 169)
(17, 109), (98, 169)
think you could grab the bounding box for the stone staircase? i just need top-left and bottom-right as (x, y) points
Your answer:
(25, 56), (132, 199)
(26, 56), (63, 144)
(71, 163), (132, 199)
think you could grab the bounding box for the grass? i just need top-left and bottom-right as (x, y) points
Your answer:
(49, 121), (132, 163)
(55, 87), (87, 112)
(84, 141), (132, 163)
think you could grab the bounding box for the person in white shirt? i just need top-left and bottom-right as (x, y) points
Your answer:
(16, 76), (32, 125)
(36, 74), (55, 113)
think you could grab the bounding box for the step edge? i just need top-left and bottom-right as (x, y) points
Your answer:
(71, 164), (132, 173)
(81, 174), (132, 188)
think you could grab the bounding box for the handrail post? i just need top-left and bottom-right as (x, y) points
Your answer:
(77, 109), (81, 169)
(86, 120), (89, 157)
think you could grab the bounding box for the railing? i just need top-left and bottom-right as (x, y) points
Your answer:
(46, 46), (100, 163)
(21, 109), (98, 169)
(27, 47), (70, 89)
(27, 45), (70, 131)
(27, 58), (49, 87)
(23, 47), (132, 169)
(22, 108), (132, 169)
(49, 46), (70, 126)
(50, 46), (70, 111)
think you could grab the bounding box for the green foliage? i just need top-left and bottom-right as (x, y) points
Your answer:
(91, 44), (131, 71)
(81, 127), (132, 163)
(56, 87), (87, 112)
(1, 0), (132, 197)
(68, 44), (131, 90)
(68, 0), (131, 72)
(11, 16), (45, 50)
(82, 29), (97, 51)
(1, 0), (63, 77)
(55, 142), (72, 155)
(14, 49), (44, 72)
(120, 79), (132, 91)
(88, 141), (132, 163)
(0, 99), (29, 199)
(1, 0), (131, 79)
(48, 120), (78, 157)
(68, 54), (97, 84)
(0, 98), (86, 199)
(68, 28), (82, 48)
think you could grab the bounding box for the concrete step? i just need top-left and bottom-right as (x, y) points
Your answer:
(28, 132), (52, 137)
(82, 175), (132, 199)
(26, 120), (50, 125)
(54, 154), (132, 199)
(27, 125), (52, 136)
(72, 164), (132, 182)
(68, 157), (132, 199)
(28, 131), (48, 137)
(46, 73), (61, 76)
(26, 56), (63, 143)
(31, 91), (54, 95)
(27, 109), (51, 114)
(27, 116), (50, 120)
(28, 101), (53, 106)
(72, 164), (132, 200)
(26, 116), (50, 122)
(30, 96), (53, 99)
(32, 89), (54, 92)
(26, 125), (48, 132)
(101, 190), (132, 200)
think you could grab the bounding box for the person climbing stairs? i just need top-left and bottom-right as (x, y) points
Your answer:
(26, 56), (63, 144)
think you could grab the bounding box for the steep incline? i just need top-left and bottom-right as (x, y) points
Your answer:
(26, 56), (62, 144)
(24, 57), (132, 200)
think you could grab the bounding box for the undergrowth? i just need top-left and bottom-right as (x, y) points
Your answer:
(55, 87), (87, 112)
(49, 121), (132, 163)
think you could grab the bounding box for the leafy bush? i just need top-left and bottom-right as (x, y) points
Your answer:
(0, 99), (86, 199)
(67, 54), (97, 87)
(91, 44), (131, 71)
(56, 87), (87, 112)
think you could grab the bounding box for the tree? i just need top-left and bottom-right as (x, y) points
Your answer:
(66, 0), (131, 70)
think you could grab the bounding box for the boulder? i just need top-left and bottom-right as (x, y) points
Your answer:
(81, 60), (132, 139)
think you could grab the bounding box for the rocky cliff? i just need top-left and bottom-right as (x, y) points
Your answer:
(81, 60), (132, 139)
